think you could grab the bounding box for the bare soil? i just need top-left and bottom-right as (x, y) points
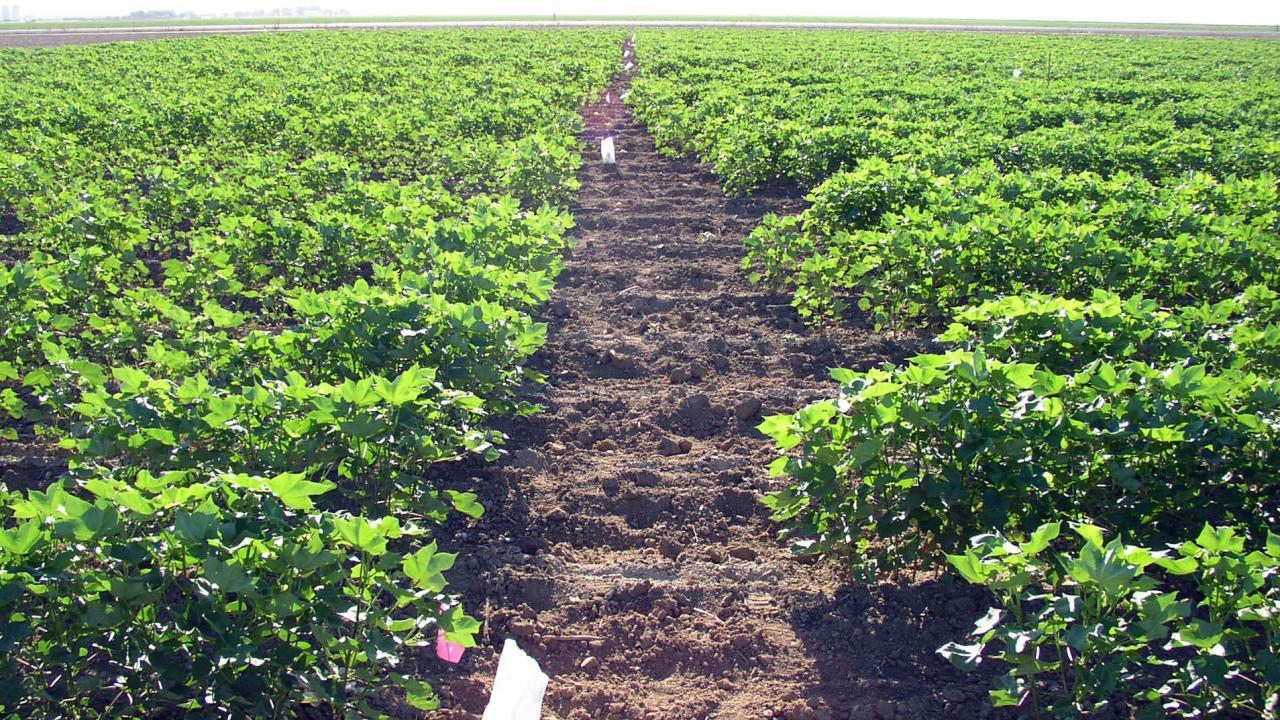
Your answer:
(426, 43), (1004, 720)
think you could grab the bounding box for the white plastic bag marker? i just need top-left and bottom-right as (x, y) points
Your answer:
(601, 137), (616, 165)
(482, 639), (549, 720)
(624, 61), (635, 72)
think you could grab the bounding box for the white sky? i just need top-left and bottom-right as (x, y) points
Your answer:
(18, 0), (1280, 25)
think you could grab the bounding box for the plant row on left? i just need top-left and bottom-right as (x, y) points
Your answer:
(0, 30), (622, 717)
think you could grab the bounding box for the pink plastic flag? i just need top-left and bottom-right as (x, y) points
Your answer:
(437, 629), (466, 663)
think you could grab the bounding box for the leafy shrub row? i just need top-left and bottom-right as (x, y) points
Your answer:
(0, 30), (624, 716)
(941, 523), (1279, 718)
(745, 163), (1279, 324)
(630, 28), (1280, 717)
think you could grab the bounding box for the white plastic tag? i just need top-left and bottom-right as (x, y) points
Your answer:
(482, 639), (550, 720)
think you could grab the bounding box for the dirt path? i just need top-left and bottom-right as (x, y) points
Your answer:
(431, 43), (998, 720)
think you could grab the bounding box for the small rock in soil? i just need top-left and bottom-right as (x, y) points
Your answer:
(668, 367), (691, 383)
(580, 656), (600, 672)
(734, 396), (763, 421)
(658, 436), (689, 456)
(601, 476), (621, 495)
(728, 545), (758, 561)
(547, 507), (569, 522)
(629, 469), (661, 487)
(658, 538), (680, 560)
(605, 348), (636, 370)
(508, 448), (543, 468)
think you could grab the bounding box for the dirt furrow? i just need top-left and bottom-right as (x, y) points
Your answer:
(431, 42), (997, 720)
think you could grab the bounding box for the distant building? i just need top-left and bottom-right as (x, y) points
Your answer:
(1, 7), (9, 22)
(8, 5), (16, 21)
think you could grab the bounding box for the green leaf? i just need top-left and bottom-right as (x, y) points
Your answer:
(1018, 522), (1060, 556)
(972, 607), (1004, 635)
(1195, 524), (1245, 554)
(175, 504), (218, 543)
(177, 374), (211, 402)
(202, 300), (244, 329)
(204, 558), (255, 594)
(1173, 618), (1225, 650)
(829, 368), (857, 384)
(446, 490), (484, 519)
(1154, 555), (1198, 575)
(338, 413), (388, 439)
(70, 359), (107, 385)
(758, 413), (798, 448)
(84, 478), (155, 516)
(403, 541), (455, 592)
(203, 396), (239, 428)
(375, 366), (425, 406)
(333, 515), (392, 555)
(337, 377), (379, 407)
(1001, 363), (1038, 390)
(937, 641), (985, 671)
(1069, 541), (1138, 597)
(955, 348), (989, 385)
(0, 520), (43, 556)
(947, 551), (990, 584)
(112, 366), (151, 393)
(1074, 523), (1106, 548)
(1141, 426), (1185, 442)
(438, 604), (481, 648)
(399, 676), (439, 711)
(53, 503), (120, 542)
(264, 472), (335, 511)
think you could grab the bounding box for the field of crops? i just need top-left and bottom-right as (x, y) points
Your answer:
(0, 30), (622, 716)
(632, 31), (1280, 716)
(1, 24), (1279, 720)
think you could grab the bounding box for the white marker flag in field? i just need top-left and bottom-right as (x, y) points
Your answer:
(601, 137), (616, 165)
(482, 639), (549, 720)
